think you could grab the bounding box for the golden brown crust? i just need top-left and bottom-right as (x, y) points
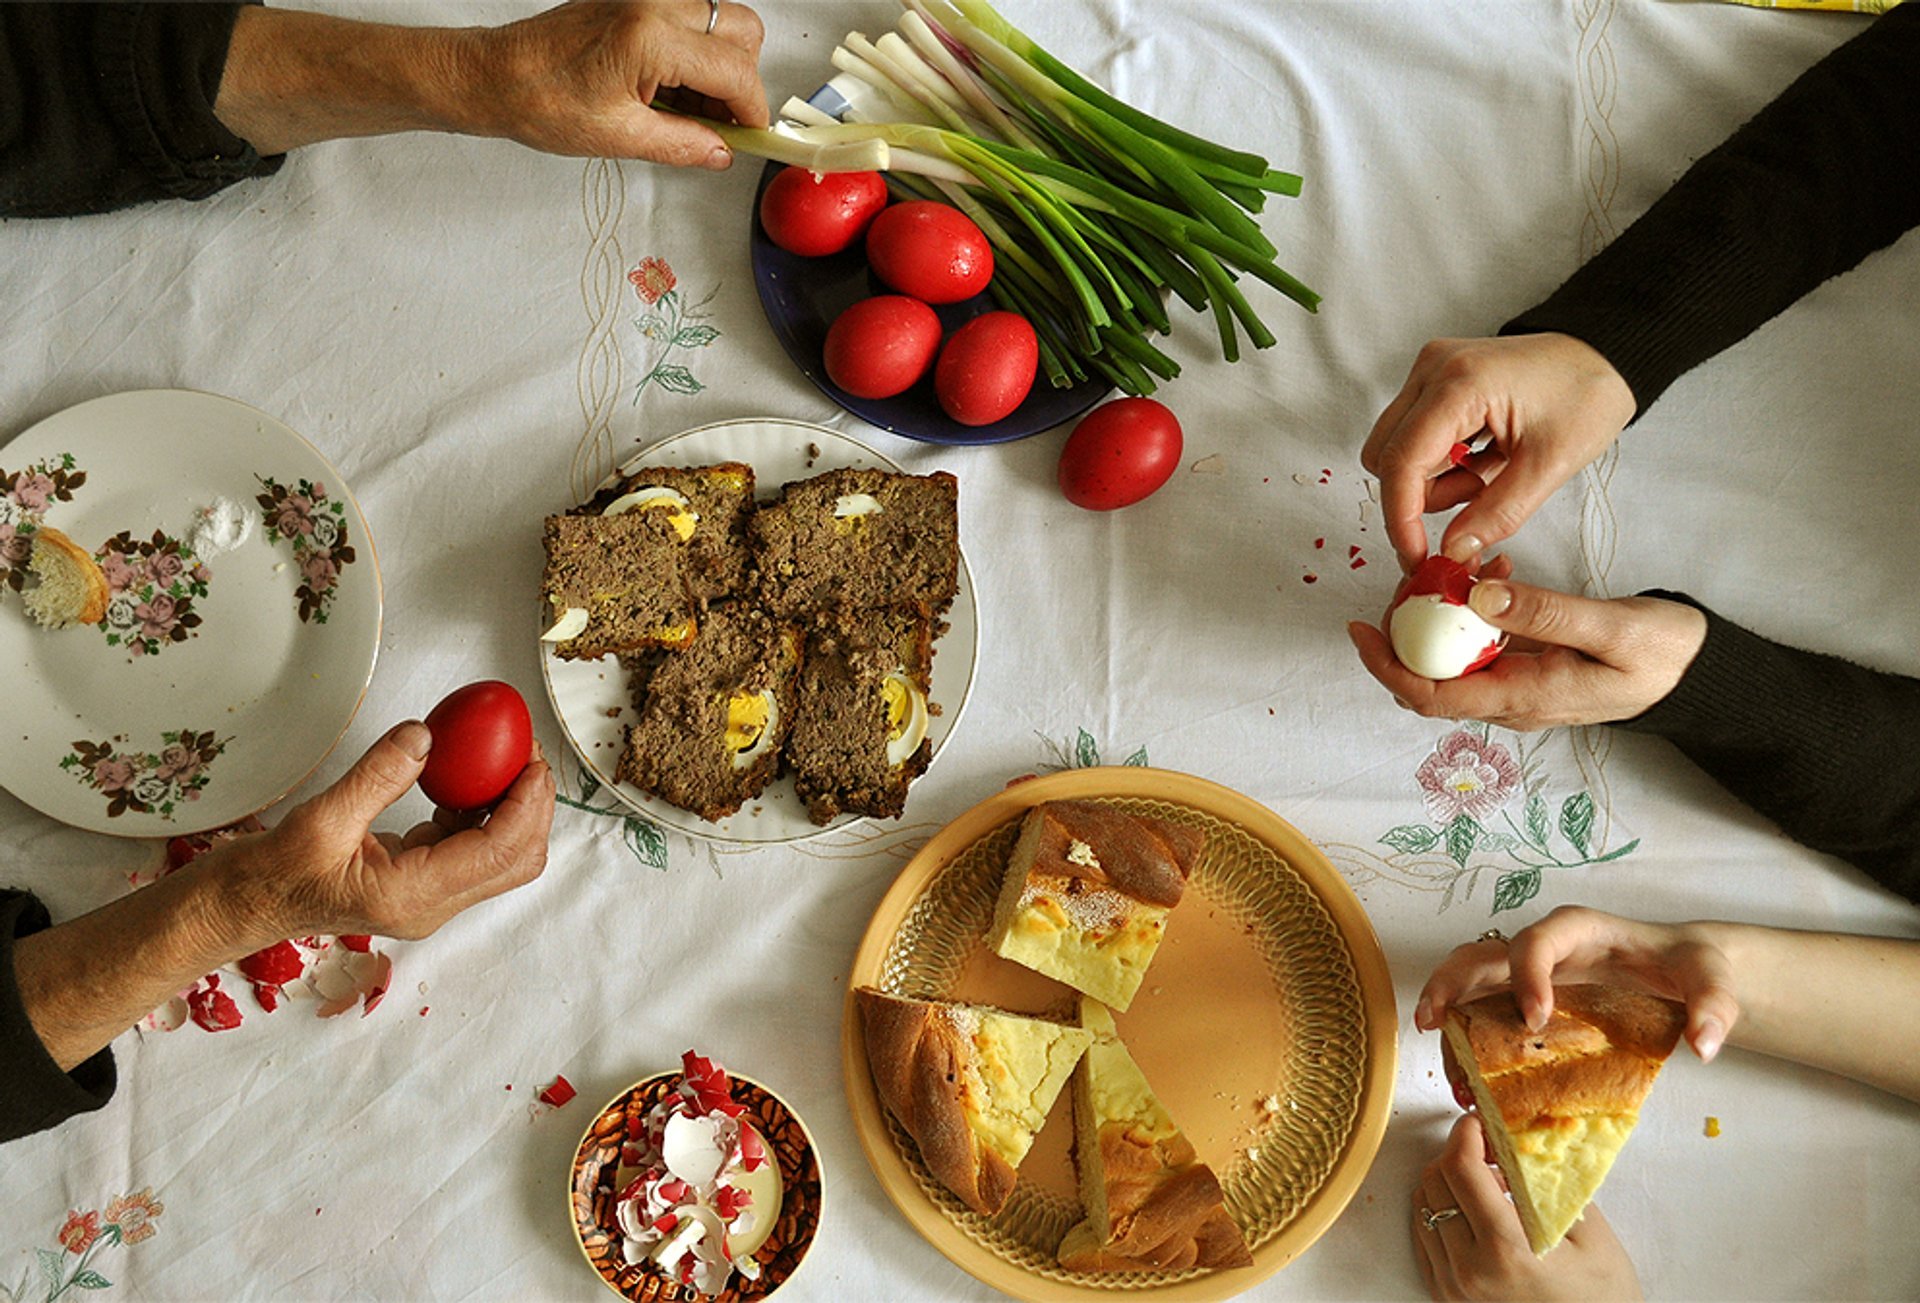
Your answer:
(1015, 801), (1203, 908)
(1060, 1123), (1252, 1272)
(855, 988), (1018, 1216)
(27, 526), (109, 625)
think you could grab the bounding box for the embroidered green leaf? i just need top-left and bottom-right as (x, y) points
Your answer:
(1074, 728), (1099, 768)
(1476, 830), (1518, 853)
(72, 1270), (113, 1291)
(1491, 868), (1541, 914)
(1445, 814), (1480, 867)
(36, 1249), (61, 1292)
(578, 769), (602, 804)
(622, 816), (669, 870)
(674, 325), (721, 349)
(1122, 746), (1148, 767)
(1524, 794), (1550, 850)
(1560, 792), (1595, 856)
(650, 365), (705, 396)
(1379, 824), (1440, 856)
(1464, 720), (1491, 742)
(1589, 837), (1641, 864)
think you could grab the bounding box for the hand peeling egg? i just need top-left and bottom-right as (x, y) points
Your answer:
(604, 486), (699, 541)
(882, 671), (929, 766)
(1388, 557), (1506, 680)
(725, 689), (779, 770)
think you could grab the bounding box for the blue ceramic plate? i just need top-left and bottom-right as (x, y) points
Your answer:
(748, 160), (1110, 445)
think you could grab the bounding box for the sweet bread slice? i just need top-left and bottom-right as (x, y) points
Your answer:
(22, 526), (108, 628)
(986, 801), (1203, 1012)
(1442, 984), (1685, 1255)
(856, 987), (1091, 1216)
(1059, 999), (1251, 1272)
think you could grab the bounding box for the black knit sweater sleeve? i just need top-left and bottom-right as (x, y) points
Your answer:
(1502, 5), (1920, 413)
(1, 890), (116, 1144)
(0, 2), (279, 218)
(1620, 595), (1920, 905)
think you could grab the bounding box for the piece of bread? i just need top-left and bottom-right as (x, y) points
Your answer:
(1442, 984), (1685, 1255)
(615, 605), (802, 820)
(856, 987), (1092, 1216)
(750, 468), (959, 617)
(581, 462), (755, 603)
(22, 527), (109, 628)
(784, 605), (934, 824)
(985, 801), (1203, 1012)
(1058, 999), (1252, 1272)
(539, 511), (697, 660)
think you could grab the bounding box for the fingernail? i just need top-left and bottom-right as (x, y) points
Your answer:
(1694, 1015), (1725, 1063)
(704, 146), (733, 171)
(1468, 581), (1511, 618)
(1414, 997), (1432, 1029)
(390, 720), (431, 761)
(1522, 997), (1546, 1032)
(1443, 534), (1483, 563)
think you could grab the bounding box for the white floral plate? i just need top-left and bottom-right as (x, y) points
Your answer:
(540, 418), (977, 845)
(0, 390), (382, 836)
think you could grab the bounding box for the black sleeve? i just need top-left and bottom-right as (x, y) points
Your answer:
(0, 2), (282, 218)
(1, 890), (116, 1144)
(1618, 595), (1920, 905)
(1501, 5), (1920, 414)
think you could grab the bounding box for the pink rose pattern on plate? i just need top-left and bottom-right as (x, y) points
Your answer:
(92, 530), (210, 659)
(0, 453), (86, 593)
(10, 1188), (164, 1302)
(59, 729), (228, 821)
(256, 475), (355, 623)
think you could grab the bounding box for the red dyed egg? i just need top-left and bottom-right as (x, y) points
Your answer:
(823, 295), (942, 399)
(865, 201), (994, 304)
(934, 311), (1038, 426)
(758, 167), (889, 257)
(1057, 398), (1183, 511)
(418, 680), (533, 811)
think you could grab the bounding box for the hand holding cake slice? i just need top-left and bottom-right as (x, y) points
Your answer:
(1059, 999), (1252, 1272)
(1442, 984), (1686, 1255)
(856, 988), (1091, 1216)
(986, 801), (1204, 1012)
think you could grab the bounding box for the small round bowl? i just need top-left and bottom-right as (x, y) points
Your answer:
(570, 1071), (824, 1301)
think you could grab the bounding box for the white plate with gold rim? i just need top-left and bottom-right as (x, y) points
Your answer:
(540, 417), (977, 845)
(0, 390), (382, 836)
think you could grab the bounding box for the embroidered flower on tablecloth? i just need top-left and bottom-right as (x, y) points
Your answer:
(55, 1211), (100, 1256)
(102, 1190), (164, 1246)
(1414, 728), (1521, 822)
(628, 256), (677, 304)
(19, 1190), (165, 1301)
(627, 256), (720, 399)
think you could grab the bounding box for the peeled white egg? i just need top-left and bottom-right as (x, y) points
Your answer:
(882, 671), (929, 766)
(726, 690), (780, 771)
(1389, 593), (1505, 680)
(540, 605), (589, 642)
(603, 485), (699, 541)
(833, 492), (885, 519)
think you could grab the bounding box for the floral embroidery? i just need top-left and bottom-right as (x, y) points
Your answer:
(557, 755), (669, 870)
(4, 1188), (163, 1303)
(94, 531), (209, 657)
(59, 730), (230, 820)
(1037, 727), (1149, 772)
(629, 256), (720, 400)
(256, 476), (356, 623)
(0, 454), (86, 593)
(1377, 723), (1639, 914)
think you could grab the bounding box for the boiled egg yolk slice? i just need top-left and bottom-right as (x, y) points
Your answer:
(833, 493), (884, 533)
(725, 689), (778, 770)
(603, 486), (699, 542)
(882, 671), (928, 767)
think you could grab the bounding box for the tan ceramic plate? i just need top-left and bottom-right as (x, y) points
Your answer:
(570, 1072), (824, 1302)
(842, 768), (1397, 1301)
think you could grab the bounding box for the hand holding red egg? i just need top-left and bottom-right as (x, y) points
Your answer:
(419, 680), (535, 811)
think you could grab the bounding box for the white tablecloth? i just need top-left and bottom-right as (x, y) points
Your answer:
(3, 2), (1917, 1299)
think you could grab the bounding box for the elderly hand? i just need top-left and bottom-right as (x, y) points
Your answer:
(219, 721), (555, 941)
(1415, 906), (1739, 1063)
(1363, 334), (1637, 569)
(1413, 1113), (1643, 1302)
(1347, 574), (1707, 731)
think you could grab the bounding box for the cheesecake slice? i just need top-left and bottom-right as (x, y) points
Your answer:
(1059, 999), (1251, 1272)
(1442, 984), (1686, 1255)
(986, 801), (1203, 1012)
(856, 988), (1092, 1216)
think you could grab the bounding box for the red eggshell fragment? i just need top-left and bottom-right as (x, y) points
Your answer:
(934, 311), (1038, 426)
(418, 681), (534, 812)
(239, 940), (305, 987)
(823, 295), (942, 399)
(539, 1074), (577, 1108)
(1399, 555), (1476, 606)
(1057, 398), (1184, 511)
(758, 168), (889, 257)
(865, 201), (994, 304)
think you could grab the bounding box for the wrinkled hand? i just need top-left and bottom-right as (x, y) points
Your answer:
(1363, 334), (1637, 568)
(216, 721), (555, 941)
(1413, 1113), (1643, 1301)
(473, 0), (769, 168)
(1347, 574), (1707, 730)
(1416, 905), (1738, 1063)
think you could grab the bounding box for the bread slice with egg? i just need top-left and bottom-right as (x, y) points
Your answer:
(1058, 998), (1251, 1272)
(785, 604), (934, 823)
(540, 510), (699, 660)
(1442, 984), (1685, 1255)
(21, 526), (109, 629)
(615, 604), (801, 820)
(856, 987), (1092, 1216)
(581, 462), (755, 603)
(986, 801), (1202, 1012)
(749, 467), (958, 617)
